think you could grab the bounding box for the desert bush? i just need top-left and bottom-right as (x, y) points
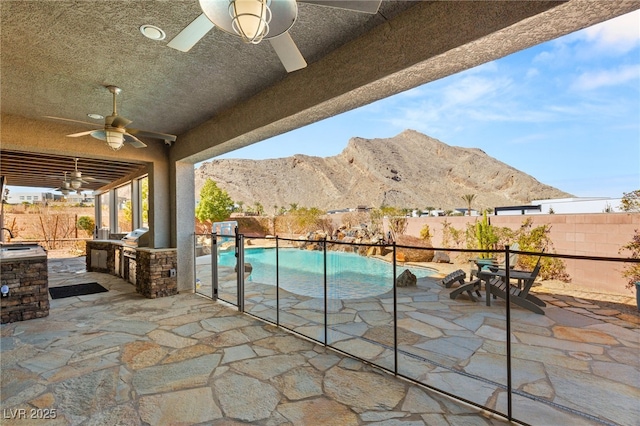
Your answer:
(419, 224), (432, 241)
(77, 216), (95, 234)
(619, 229), (640, 290)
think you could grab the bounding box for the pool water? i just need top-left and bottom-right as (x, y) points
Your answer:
(218, 248), (435, 299)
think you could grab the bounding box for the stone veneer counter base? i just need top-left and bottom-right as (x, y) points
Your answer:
(136, 248), (177, 298)
(1, 256), (49, 323)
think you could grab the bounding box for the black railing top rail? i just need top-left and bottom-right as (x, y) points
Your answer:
(208, 233), (640, 264)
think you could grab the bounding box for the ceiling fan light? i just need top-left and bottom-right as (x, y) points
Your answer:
(70, 179), (82, 189)
(229, 0), (271, 44)
(106, 130), (124, 150)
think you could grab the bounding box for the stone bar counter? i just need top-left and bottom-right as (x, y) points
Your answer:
(0, 244), (49, 324)
(136, 248), (178, 298)
(86, 240), (123, 275)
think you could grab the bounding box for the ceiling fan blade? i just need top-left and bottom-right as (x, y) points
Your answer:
(300, 0), (381, 14)
(111, 116), (132, 128)
(126, 128), (177, 142)
(83, 177), (111, 184)
(167, 13), (215, 52)
(124, 133), (147, 148)
(67, 130), (95, 137)
(269, 33), (307, 73)
(45, 116), (102, 128)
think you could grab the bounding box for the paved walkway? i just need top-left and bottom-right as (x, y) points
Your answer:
(2, 256), (509, 425)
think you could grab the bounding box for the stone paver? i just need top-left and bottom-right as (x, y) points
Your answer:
(1, 253), (637, 425)
(1, 254), (504, 425)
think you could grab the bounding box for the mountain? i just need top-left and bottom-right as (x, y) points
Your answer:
(195, 130), (571, 211)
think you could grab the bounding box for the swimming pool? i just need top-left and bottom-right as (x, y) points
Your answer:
(218, 248), (435, 299)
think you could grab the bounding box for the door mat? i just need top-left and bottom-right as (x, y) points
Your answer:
(49, 282), (108, 299)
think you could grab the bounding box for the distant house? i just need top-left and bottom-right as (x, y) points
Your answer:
(5, 191), (93, 205)
(494, 197), (623, 215)
(454, 208), (479, 216)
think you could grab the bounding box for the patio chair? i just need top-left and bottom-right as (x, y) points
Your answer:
(441, 269), (467, 288)
(447, 270), (482, 302)
(487, 257), (546, 315)
(471, 242), (520, 280)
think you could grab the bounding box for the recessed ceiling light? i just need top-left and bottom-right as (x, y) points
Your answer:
(87, 113), (104, 120)
(140, 24), (166, 41)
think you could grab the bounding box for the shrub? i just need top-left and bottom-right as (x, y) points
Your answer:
(620, 229), (640, 290)
(77, 216), (95, 234)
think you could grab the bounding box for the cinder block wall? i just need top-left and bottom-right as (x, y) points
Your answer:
(402, 213), (639, 296)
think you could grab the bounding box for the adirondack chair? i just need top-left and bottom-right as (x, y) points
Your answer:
(447, 270), (482, 302)
(471, 242), (520, 280)
(487, 258), (546, 315)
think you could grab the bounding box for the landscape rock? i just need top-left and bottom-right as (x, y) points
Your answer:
(395, 235), (434, 262)
(397, 269), (417, 287)
(433, 251), (451, 263)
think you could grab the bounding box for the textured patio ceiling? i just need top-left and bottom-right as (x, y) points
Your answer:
(1, 1), (638, 189)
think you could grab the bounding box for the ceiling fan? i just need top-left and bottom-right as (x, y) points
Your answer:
(167, 0), (382, 72)
(52, 172), (75, 195)
(46, 86), (177, 150)
(51, 159), (110, 194)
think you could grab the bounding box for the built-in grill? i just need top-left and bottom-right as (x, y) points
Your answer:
(121, 228), (149, 285)
(121, 228), (149, 249)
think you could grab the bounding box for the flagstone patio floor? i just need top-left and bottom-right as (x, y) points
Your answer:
(2, 254), (638, 425)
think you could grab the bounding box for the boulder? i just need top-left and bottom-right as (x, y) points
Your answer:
(433, 251), (451, 263)
(394, 235), (434, 262)
(234, 262), (253, 273)
(396, 269), (417, 287)
(366, 246), (386, 257)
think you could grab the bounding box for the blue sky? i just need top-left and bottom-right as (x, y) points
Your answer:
(217, 10), (640, 199)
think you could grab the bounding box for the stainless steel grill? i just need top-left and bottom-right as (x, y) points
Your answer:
(121, 228), (149, 248)
(120, 228), (148, 285)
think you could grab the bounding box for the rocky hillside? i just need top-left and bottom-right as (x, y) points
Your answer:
(195, 130), (571, 211)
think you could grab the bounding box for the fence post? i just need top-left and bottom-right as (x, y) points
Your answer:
(323, 237), (328, 346)
(237, 233), (245, 312)
(505, 244), (512, 420)
(212, 232), (218, 300)
(393, 241), (398, 376)
(276, 236), (280, 326)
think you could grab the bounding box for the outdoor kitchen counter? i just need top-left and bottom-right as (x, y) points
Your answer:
(135, 248), (178, 298)
(0, 243), (48, 263)
(136, 247), (177, 253)
(86, 240), (122, 275)
(0, 244), (49, 323)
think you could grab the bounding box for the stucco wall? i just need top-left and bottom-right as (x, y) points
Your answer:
(403, 213), (639, 296)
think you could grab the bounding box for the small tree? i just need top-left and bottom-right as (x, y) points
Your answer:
(254, 202), (264, 216)
(620, 229), (640, 290)
(620, 190), (640, 212)
(195, 179), (234, 232)
(462, 194), (476, 216)
(474, 211), (498, 258)
(77, 216), (95, 234)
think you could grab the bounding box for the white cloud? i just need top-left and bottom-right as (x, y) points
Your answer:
(526, 68), (539, 79)
(441, 75), (510, 107)
(533, 50), (554, 63)
(582, 10), (640, 54)
(572, 64), (640, 90)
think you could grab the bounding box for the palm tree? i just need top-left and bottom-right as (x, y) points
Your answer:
(462, 194), (476, 216)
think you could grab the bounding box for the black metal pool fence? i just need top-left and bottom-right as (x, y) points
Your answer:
(194, 232), (639, 426)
